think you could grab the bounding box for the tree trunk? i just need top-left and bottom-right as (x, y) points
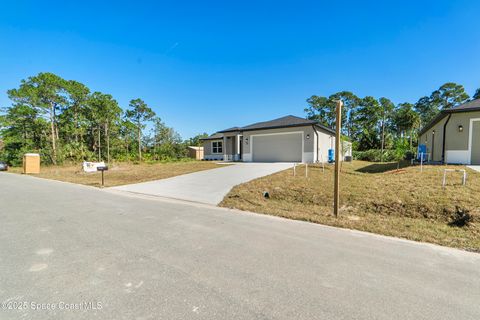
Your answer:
(381, 117), (385, 161)
(138, 127), (142, 161)
(105, 122), (110, 163)
(50, 104), (57, 165)
(98, 125), (102, 161)
(74, 107), (79, 143)
(125, 137), (129, 161)
(53, 106), (59, 141)
(409, 128), (413, 149)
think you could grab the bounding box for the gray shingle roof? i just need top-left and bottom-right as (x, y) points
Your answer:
(419, 99), (480, 135)
(449, 98), (480, 112)
(240, 115), (317, 131)
(199, 132), (224, 140)
(203, 115), (336, 139)
(218, 126), (242, 133)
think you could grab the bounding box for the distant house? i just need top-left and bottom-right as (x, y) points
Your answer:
(418, 99), (480, 164)
(200, 115), (336, 163)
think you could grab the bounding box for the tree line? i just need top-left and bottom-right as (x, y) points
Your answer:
(0, 72), (207, 165)
(304, 83), (479, 156)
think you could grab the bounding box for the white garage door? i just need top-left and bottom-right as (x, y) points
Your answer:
(252, 133), (302, 162)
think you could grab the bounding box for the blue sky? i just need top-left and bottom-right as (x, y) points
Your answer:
(1, 0), (479, 139)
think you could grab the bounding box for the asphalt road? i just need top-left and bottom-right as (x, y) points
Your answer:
(1, 173), (479, 320)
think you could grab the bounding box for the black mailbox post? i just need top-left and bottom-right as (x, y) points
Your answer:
(97, 166), (108, 187)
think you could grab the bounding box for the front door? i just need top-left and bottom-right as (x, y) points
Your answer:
(471, 121), (480, 165)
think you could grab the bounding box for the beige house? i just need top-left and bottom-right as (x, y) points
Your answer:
(418, 99), (480, 164)
(201, 115), (336, 163)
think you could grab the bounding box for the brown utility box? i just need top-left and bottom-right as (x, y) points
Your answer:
(23, 153), (40, 174)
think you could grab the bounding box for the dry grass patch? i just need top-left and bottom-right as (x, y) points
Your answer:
(9, 161), (225, 187)
(220, 161), (480, 252)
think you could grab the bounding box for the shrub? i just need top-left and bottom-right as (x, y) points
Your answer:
(353, 149), (398, 162)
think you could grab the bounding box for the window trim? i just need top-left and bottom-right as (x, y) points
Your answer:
(211, 140), (223, 154)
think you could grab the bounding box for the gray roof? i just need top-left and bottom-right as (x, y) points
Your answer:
(419, 99), (480, 135)
(202, 115), (336, 139)
(199, 132), (224, 141)
(218, 126), (242, 133)
(448, 98), (480, 112)
(240, 115), (317, 131)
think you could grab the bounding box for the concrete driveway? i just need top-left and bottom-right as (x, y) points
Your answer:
(468, 165), (480, 172)
(111, 162), (293, 204)
(1, 173), (480, 320)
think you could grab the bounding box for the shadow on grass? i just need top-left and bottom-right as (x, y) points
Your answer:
(356, 161), (411, 174)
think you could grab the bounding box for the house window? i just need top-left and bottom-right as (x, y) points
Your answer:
(212, 141), (223, 154)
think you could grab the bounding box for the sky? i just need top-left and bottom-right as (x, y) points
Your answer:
(1, 0), (479, 139)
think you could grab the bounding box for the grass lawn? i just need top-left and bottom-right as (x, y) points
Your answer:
(9, 160), (225, 187)
(220, 160), (480, 252)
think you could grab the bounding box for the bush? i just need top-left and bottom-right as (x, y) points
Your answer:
(353, 149), (398, 162)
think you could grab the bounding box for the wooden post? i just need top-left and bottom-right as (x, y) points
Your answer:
(334, 100), (343, 218)
(420, 152), (423, 172)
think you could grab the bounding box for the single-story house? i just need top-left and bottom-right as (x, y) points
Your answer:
(418, 98), (480, 164)
(200, 115), (336, 163)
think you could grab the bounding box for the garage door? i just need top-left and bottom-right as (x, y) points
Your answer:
(252, 133), (302, 162)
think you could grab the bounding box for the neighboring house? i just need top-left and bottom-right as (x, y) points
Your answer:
(187, 146), (204, 160)
(418, 99), (480, 164)
(200, 115), (336, 163)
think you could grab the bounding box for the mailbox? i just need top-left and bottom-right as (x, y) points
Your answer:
(97, 166), (108, 187)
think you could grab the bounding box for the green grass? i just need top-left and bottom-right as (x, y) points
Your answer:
(220, 161), (480, 252)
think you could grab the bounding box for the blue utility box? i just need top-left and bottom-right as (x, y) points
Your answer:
(417, 144), (427, 161)
(328, 149), (334, 163)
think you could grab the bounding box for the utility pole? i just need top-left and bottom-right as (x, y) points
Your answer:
(334, 100), (343, 218)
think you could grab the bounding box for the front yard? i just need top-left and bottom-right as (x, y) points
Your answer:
(9, 160), (224, 187)
(220, 161), (480, 252)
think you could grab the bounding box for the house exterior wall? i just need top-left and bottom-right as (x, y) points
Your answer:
(225, 136), (235, 155)
(419, 117), (447, 162)
(241, 126), (334, 163)
(419, 111), (480, 164)
(203, 125), (335, 163)
(202, 139), (224, 160)
(315, 128), (335, 163)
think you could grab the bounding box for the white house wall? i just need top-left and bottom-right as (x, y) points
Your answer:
(316, 130), (335, 163)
